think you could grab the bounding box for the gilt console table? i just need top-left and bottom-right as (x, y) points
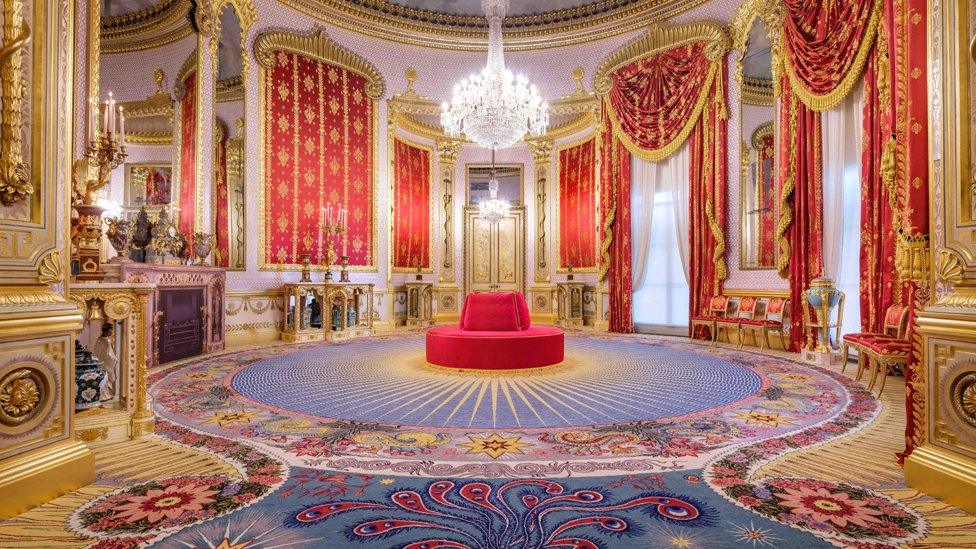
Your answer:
(282, 282), (374, 342)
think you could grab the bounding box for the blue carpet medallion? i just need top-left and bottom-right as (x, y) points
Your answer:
(62, 334), (929, 548)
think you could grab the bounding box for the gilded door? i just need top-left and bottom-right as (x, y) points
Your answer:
(464, 207), (524, 294)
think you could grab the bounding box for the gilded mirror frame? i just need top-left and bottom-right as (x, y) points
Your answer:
(731, 0), (781, 272)
(464, 163), (525, 207)
(210, 0), (255, 271)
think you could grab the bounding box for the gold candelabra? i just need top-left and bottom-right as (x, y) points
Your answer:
(321, 203), (347, 281)
(72, 94), (127, 280)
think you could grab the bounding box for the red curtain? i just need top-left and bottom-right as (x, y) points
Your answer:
(782, 0), (881, 109)
(262, 50), (375, 268)
(688, 61), (729, 338)
(889, 0), (929, 461)
(214, 122), (229, 268)
(606, 43), (716, 160)
(757, 133), (776, 265)
(178, 71), (197, 237)
(392, 138), (431, 270)
(779, 77), (825, 351)
(600, 41), (728, 333)
(558, 137), (598, 270)
(778, 0), (929, 459)
(599, 107), (633, 333)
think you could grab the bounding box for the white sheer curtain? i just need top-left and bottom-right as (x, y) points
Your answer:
(631, 142), (690, 327)
(822, 82), (863, 335)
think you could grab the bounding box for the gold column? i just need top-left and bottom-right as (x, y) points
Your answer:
(433, 139), (461, 323)
(0, 0), (94, 518)
(528, 139), (553, 284)
(904, 0), (976, 515)
(527, 139), (557, 324)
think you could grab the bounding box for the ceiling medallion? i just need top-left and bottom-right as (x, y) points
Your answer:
(440, 0), (549, 150)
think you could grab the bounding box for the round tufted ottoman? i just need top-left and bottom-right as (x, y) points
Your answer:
(425, 325), (565, 370)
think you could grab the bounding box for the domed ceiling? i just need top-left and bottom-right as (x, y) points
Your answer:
(385, 0), (614, 16)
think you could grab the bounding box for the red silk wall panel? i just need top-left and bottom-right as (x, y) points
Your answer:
(178, 72), (197, 237)
(392, 138), (431, 270)
(558, 137), (597, 270)
(262, 50), (375, 268)
(214, 125), (229, 268)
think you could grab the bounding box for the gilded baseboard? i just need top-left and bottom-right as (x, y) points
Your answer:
(433, 312), (461, 325)
(0, 440), (95, 520)
(226, 327), (281, 347)
(904, 444), (976, 515)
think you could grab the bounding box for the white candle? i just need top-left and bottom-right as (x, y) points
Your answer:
(88, 100), (95, 142)
(119, 106), (125, 144)
(107, 92), (115, 136)
(102, 100), (109, 137)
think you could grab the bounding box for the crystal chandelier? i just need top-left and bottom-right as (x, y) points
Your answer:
(479, 150), (511, 224)
(440, 0), (549, 150)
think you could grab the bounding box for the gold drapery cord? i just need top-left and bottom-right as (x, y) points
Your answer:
(598, 131), (618, 282)
(776, 86), (799, 279)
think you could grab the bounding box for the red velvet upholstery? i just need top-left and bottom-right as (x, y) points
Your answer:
(426, 325), (564, 369)
(864, 338), (911, 355)
(427, 292), (562, 369)
(459, 292), (531, 331)
(460, 292), (521, 331)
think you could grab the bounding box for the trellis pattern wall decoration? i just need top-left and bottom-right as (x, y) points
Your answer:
(259, 46), (377, 269)
(392, 137), (433, 271)
(557, 137), (598, 271)
(178, 72), (197, 237)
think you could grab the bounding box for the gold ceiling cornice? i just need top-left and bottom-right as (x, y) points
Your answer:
(100, 0), (194, 54)
(278, 0), (709, 51)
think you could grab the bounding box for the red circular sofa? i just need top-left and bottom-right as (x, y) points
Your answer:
(426, 292), (564, 370)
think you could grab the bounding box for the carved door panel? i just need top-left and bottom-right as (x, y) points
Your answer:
(495, 216), (519, 288)
(464, 208), (523, 295)
(468, 215), (494, 293)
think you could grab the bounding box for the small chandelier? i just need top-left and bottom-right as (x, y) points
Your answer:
(479, 150), (510, 224)
(440, 0), (549, 149)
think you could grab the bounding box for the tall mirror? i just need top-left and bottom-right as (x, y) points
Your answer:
(214, 3), (246, 269)
(739, 18), (777, 270)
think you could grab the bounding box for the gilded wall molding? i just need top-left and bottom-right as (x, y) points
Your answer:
(593, 22), (731, 95)
(255, 26), (382, 272)
(528, 139), (554, 282)
(436, 139), (460, 283)
(254, 28), (386, 100)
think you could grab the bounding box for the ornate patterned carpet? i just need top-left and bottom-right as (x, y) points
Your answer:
(2, 333), (976, 548)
